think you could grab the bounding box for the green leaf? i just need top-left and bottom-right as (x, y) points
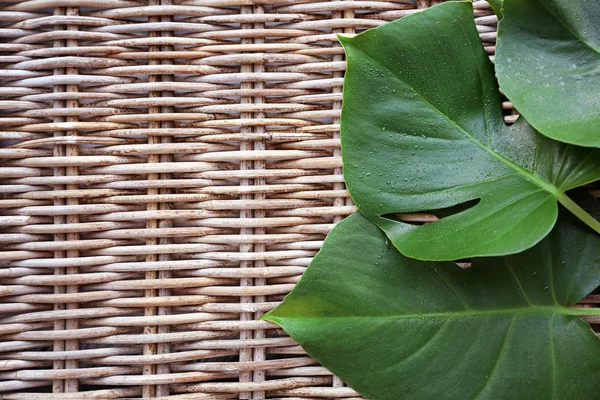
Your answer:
(486, 0), (503, 18)
(264, 211), (600, 400)
(496, 0), (600, 148)
(339, 1), (600, 260)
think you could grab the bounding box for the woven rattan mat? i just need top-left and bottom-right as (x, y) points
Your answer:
(1, 0), (598, 398)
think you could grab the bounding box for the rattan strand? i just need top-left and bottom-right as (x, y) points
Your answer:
(1, 0), (598, 398)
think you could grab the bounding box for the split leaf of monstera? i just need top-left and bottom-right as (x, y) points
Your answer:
(496, 0), (600, 148)
(339, 1), (600, 261)
(264, 209), (600, 400)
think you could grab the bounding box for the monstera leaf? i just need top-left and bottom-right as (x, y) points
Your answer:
(496, 0), (600, 148)
(486, 0), (503, 18)
(264, 210), (600, 400)
(339, 1), (600, 260)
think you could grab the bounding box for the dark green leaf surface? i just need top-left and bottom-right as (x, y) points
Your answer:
(339, 1), (600, 260)
(496, 0), (600, 148)
(264, 211), (600, 400)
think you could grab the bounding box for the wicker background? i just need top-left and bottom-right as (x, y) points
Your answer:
(1, 0), (598, 398)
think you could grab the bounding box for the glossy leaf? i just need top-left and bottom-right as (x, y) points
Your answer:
(496, 0), (600, 148)
(486, 0), (503, 18)
(339, 1), (600, 260)
(264, 211), (600, 400)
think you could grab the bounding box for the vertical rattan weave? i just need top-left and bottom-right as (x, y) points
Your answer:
(1, 0), (598, 398)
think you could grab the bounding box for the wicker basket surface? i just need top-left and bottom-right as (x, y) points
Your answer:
(1, 0), (599, 398)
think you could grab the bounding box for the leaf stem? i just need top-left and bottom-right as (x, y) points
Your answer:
(568, 307), (600, 317)
(557, 194), (600, 235)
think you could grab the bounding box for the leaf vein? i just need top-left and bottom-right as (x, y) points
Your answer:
(385, 319), (450, 370)
(472, 315), (518, 400)
(504, 258), (534, 306)
(291, 306), (569, 321)
(534, 0), (600, 56)
(549, 314), (558, 400)
(556, 150), (597, 191)
(552, 145), (570, 185)
(353, 46), (564, 199)
(435, 272), (472, 311)
(547, 238), (559, 306)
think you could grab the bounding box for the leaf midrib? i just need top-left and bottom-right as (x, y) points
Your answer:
(533, 0), (600, 56)
(347, 41), (565, 200)
(279, 305), (573, 321)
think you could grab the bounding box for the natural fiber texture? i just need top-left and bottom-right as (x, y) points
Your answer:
(0, 0), (597, 398)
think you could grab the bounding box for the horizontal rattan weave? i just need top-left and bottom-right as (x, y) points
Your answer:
(1, 0), (599, 398)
